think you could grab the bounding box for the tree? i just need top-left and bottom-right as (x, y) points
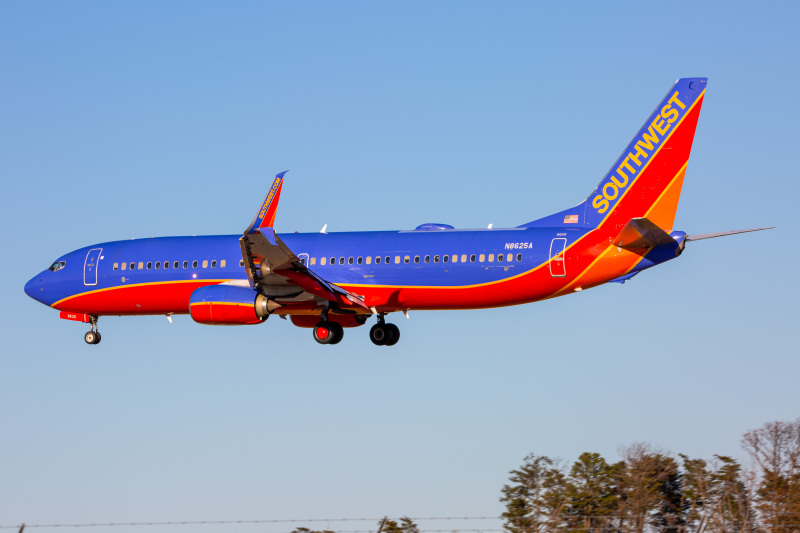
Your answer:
(680, 454), (754, 533)
(742, 418), (800, 533)
(382, 517), (420, 533)
(500, 454), (569, 533)
(617, 443), (682, 533)
(566, 452), (619, 533)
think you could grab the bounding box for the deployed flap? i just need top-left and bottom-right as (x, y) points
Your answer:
(613, 217), (676, 249)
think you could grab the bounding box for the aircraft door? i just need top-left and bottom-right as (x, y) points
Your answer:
(298, 253), (309, 267)
(84, 248), (103, 286)
(549, 238), (567, 277)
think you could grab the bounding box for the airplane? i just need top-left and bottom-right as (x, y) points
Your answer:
(24, 77), (771, 346)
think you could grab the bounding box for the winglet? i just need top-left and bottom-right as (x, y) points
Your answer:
(245, 171), (288, 234)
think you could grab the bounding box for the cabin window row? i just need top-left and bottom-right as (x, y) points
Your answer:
(309, 252), (524, 266)
(112, 259), (228, 271)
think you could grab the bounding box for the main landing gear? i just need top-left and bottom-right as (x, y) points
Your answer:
(84, 315), (101, 345)
(312, 309), (344, 345)
(369, 315), (399, 346)
(311, 311), (401, 346)
(312, 320), (344, 345)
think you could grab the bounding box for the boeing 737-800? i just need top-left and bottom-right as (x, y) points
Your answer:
(24, 77), (770, 346)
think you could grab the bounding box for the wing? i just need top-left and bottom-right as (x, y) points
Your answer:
(239, 173), (371, 312)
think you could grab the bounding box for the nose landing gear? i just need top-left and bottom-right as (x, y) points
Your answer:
(84, 315), (101, 345)
(369, 315), (400, 346)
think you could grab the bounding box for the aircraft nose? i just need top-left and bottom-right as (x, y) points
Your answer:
(24, 275), (43, 301)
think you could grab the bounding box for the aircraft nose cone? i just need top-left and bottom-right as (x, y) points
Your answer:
(24, 275), (42, 301)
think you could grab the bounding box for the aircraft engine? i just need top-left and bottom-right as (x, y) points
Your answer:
(189, 285), (278, 325)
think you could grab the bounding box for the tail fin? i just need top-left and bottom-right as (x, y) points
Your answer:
(520, 78), (707, 231)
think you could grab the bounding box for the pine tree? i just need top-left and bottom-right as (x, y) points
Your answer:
(566, 452), (619, 533)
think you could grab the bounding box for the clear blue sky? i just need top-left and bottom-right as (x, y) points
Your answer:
(2, 2), (798, 531)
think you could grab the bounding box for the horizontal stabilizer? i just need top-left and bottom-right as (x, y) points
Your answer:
(686, 227), (774, 242)
(613, 218), (676, 249)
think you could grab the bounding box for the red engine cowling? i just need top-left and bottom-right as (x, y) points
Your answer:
(290, 314), (369, 329)
(189, 285), (274, 325)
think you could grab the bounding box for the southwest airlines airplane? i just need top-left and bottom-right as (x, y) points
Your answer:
(24, 78), (769, 346)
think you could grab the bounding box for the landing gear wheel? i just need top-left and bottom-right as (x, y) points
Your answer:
(84, 331), (100, 345)
(384, 323), (400, 346)
(313, 322), (336, 345)
(329, 322), (344, 345)
(369, 324), (387, 346)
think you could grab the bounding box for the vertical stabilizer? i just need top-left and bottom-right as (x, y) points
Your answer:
(520, 78), (706, 231)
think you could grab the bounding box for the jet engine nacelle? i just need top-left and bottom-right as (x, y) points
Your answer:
(189, 285), (276, 325)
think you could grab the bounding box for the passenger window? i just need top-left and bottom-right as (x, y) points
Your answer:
(130, 262), (136, 270)
(310, 257), (316, 266)
(348, 257), (354, 265)
(339, 257), (345, 265)
(220, 260), (226, 268)
(498, 253), (504, 262)
(424, 255), (430, 263)
(121, 262), (127, 270)
(183, 261), (188, 269)
(202, 260), (208, 268)
(470, 254), (476, 262)
(330, 257), (335, 265)
(434, 255), (440, 263)
(385, 256), (391, 264)
(488, 254), (494, 262)
(375, 256), (381, 264)
(395, 256), (401, 264)
(517, 253), (522, 261)
(147, 262), (152, 269)
(138, 262), (144, 270)
(366, 256), (372, 265)
(479, 254), (485, 263)
(461, 254), (467, 263)
(164, 261), (169, 269)
(192, 260), (198, 268)
(113, 263), (119, 270)
(507, 253), (514, 262)
(155, 262), (161, 269)
(404, 256), (410, 264)
(175, 261), (180, 268)
(300, 257), (306, 266)
(414, 256), (420, 263)
(321, 257), (327, 266)
(357, 257), (362, 265)
(211, 260), (216, 268)
(239, 260), (244, 267)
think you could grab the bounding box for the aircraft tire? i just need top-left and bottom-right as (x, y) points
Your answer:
(369, 324), (386, 346)
(330, 323), (344, 345)
(384, 324), (400, 346)
(85, 331), (98, 345)
(313, 322), (335, 345)
(93, 332), (101, 344)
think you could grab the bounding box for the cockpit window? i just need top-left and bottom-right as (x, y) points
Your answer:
(48, 261), (66, 272)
